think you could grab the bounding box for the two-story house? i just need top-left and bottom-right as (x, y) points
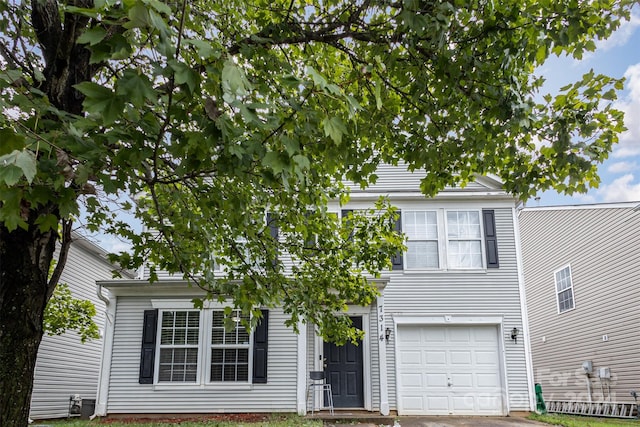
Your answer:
(93, 165), (534, 417)
(519, 202), (640, 412)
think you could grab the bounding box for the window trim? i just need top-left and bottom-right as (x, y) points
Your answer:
(402, 208), (486, 271)
(151, 302), (256, 385)
(554, 264), (575, 314)
(155, 309), (203, 385)
(205, 308), (254, 384)
(444, 209), (485, 270)
(403, 210), (441, 270)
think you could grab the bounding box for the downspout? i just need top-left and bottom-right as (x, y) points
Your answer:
(92, 284), (116, 420)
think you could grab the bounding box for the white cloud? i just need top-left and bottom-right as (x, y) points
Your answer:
(596, 11), (640, 51)
(612, 63), (640, 158)
(607, 160), (638, 173)
(597, 174), (640, 202)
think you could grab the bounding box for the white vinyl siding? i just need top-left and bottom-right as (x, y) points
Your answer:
(30, 239), (123, 420)
(554, 265), (574, 313)
(385, 207), (530, 412)
(107, 298), (299, 413)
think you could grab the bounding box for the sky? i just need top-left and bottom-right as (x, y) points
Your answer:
(83, 9), (640, 252)
(533, 8), (640, 207)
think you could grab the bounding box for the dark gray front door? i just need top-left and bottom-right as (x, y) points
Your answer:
(323, 316), (364, 408)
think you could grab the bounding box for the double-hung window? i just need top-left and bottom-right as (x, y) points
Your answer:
(404, 211), (439, 269)
(210, 309), (251, 382)
(446, 210), (483, 269)
(144, 304), (268, 386)
(402, 209), (488, 270)
(554, 265), (575, 313)
(158, 310), (200, 382)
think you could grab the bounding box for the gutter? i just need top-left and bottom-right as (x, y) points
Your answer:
(91, 284), (116, 420)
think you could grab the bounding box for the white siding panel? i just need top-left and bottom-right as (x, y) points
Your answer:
(30, 241), (115, 420)
(107, 298), (298, 413)
(384, 208), (530, 412)
(520, 205), (640, 404)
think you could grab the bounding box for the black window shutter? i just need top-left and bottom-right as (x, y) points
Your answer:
(341, 209), (353, 241)
(266, 213), (278, 267)
(482, 209), (499, 268)
(252, 309), (269, 383)
(391, 212), (403, 270)
(139, 309), (158, 384)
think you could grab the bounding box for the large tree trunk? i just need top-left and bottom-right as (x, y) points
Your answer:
(0, 226), (58, 427)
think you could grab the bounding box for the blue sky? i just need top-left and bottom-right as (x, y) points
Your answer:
(533, 9), (640, 206)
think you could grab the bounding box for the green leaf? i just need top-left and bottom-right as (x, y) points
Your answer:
(14, 151), (36, 184)
(322, 116), (348, 145)
(75, 82), (124, 124)
(35, 214), (60, 233)
(116, 69), (157, 107)
(262, 152), (289, 174)
(77, 26), (107, 45)
(0, 128), (25, 156)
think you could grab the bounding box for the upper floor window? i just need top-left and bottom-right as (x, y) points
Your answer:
(446, 211), (482, 269)
(554, 265), (575, 313)
(402, 209), (489, 270)
(404, 211), (439, 269)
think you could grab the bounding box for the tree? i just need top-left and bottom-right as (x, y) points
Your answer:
(0, 0), (632, 424)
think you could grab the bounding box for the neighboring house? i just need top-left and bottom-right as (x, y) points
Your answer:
(95, 165), (534, 417)
(519, 203), (640, 406)
(30, 234), (132, 420)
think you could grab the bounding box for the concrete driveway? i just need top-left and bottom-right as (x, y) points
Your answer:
(327, 416), (549, 427)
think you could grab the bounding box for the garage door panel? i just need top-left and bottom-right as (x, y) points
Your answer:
(449, 351), (472, 365)
(399, 350), (422, 365)
(400, 373), (423, 387)
(425, 373), (447, 387)
(397, 325), (504, 416)
(425, 350), (446, 365)
(476, 373), (500, 388)
(423, 328), (446, 343)
(451, 373), (473, 388)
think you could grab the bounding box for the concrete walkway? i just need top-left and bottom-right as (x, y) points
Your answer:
(326, 415), (549, 427)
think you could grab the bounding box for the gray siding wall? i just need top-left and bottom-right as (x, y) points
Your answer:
(383, 207), (531, 411)
(107, 297), (298, 413)
(30, 241), (114, 419)
(520, 205), (640, 404)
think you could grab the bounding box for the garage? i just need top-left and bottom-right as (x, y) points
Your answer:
(396, 324), (505, 415)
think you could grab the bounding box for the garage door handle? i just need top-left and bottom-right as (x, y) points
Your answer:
(447, 378), (453, 387)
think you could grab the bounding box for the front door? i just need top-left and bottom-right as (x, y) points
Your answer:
(323, 316), (364, 408)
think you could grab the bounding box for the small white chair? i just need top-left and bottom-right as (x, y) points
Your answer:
(306, 370), (334, 414)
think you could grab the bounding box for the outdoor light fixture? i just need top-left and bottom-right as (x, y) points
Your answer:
(510, 327), (519, 343)
(385, 327), (392, 342)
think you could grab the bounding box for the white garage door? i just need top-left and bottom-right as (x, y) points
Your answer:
(396, 324), (504, 415)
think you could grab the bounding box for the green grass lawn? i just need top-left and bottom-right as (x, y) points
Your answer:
(530, 413), (640, 426)
(33, 414), (322, 427)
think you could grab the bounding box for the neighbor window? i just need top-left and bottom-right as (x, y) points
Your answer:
(446, 210), (483, 269)
(555, 265), (575, 313)
(158, 310), (200, 382)
(404, 211), (439, 269)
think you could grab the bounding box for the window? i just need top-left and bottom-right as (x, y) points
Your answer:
(143, 306), (268, 385)
(158, 311), (200, 382)
(554, 265), (575, 313)
(210, 309), (251, 382)
(404, 211), (439, 268)
(446, 210), (483, 269)
(402, 209), (487, 270)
